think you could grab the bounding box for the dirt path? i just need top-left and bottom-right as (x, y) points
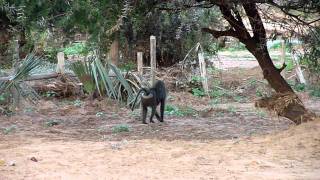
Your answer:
(1, 120), (319, 180)
(1, 58), (319, 179)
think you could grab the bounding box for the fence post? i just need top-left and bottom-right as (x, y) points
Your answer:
(137, 52), (143, 75)
(198, 50), (209, 96)
(281, 39), (286, 77)
(13, 39), (20, 69)
(150, 36), (156, 85)
(56, 52), (65, 74)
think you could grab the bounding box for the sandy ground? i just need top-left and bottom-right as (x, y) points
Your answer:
(0, 120), (319, 180)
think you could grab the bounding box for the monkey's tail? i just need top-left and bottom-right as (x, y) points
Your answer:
(131, 88), (148, 111)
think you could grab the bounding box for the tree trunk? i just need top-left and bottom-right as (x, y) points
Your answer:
(202, 2), (316, 124)
(246, 43), (314, 124)
(109, 32), (120, 66)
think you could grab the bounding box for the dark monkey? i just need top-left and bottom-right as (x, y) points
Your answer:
(131, 80), (167, 124)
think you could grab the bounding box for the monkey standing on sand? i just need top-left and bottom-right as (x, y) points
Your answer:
(131, 80), (167, 124)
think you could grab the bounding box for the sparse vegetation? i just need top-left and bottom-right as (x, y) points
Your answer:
(112, 124), (130, 133)
(45, 119), (60, 127)
(3, 125), (17, 134)
(165, 104), (198, 117)
(191, 88), (205, 97)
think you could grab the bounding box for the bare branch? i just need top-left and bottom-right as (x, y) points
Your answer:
(277, 62), (287, 73)
(201, 28), (238, 38)
(219, 5), (251, 41)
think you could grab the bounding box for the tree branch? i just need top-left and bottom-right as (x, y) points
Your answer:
(243, 2), (266, 43)
(277, 62), (287, 73)
(219, 5), (251, 41)
(201, 28), (238, 39)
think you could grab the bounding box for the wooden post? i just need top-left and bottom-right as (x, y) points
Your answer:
(281, 39), (286, 63)
(13, 39), (20, 69)
(12, 39), (20, 108)
(150, 36), (156, 85)
(110, 35), (119, 65)
(198, 46), (209, 96)
(292, 53), (307, 85)
(137, 52), (143, 75)
(56, 52), (65, 74)
(280, 39), (286, 76)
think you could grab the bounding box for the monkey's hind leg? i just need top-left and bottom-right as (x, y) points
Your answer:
(155, 111), (161, 122)
(142, 106), (148, 124)
(159, 100), (165, 122)
(150, 107), (156, 123)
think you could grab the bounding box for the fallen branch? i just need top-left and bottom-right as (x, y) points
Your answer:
(0, 71), (120, 82)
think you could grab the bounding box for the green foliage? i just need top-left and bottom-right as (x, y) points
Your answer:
(256, 110), (267, 118)
(44, 91), (58, 98)
(71, 56), (135, 105)
(210, 89), (227, 98)
(0, 92), (10, 105)
(0, 54), (42, 105)
(301, 28), (320, 74)
(192, 88), (205, 97)
(309, 86), (320, 97)
(233, 95), (247, 103)
(191, 76), (204, 83)
(227, 106), (237, 114)
(221, 41), (246, 52)
(165, 104), (198, 117)
(71, 61), (96, 95)
(45, 119), (60, 127)
(73, 99), (83, 107)
(63, 43), (89, 56)
(112, 124), (130, 133)
(293, 83), (306, 92)
(118, 62), (136, 72)
(95, 112), (105, 118)
(3, 125), (17, 135)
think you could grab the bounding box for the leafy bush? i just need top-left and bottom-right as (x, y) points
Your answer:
(63, 43), (89, 56)
(44, 47), (62, 63)
(192, 88), (205, 97)
(119, 62), (136, 72)
(71, 57), (136, 105)
(293, 83), (306, 92)
(300, 28), (320, 75)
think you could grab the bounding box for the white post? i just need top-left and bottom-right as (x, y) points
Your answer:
(280, 39), (286, 77)
(12, 39), (20, 108)
(198, 50), (209, 96)
(137, 52), (143, 75)
(150, 36), (156, 85)
(292, 53), (307, 85)
(56, 52), (65, 74)
(13, 39), (20, 69)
